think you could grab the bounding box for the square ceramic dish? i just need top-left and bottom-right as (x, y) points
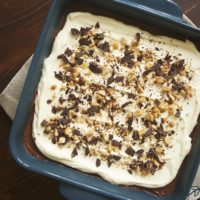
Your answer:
(9, 0), (200, 199)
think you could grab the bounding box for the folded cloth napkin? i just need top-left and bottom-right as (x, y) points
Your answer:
(0, 16), (199, 200)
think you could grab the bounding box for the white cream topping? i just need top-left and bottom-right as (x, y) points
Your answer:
(33, 12), (200, 188)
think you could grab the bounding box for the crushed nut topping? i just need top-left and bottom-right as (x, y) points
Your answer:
(39, 22), (195, 176)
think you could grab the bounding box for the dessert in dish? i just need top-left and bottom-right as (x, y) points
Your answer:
(33, 12), (200, 188)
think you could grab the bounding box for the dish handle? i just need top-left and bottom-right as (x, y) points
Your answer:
(59, 183), (111, 200)
(112, 0), (183, 21)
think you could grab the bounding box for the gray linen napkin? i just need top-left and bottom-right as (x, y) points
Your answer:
(0, 16), (199, 200)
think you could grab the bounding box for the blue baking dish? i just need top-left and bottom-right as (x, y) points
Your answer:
(9, 0), (200, 199)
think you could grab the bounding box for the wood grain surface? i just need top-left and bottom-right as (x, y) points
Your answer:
(0, 1), (199, 199)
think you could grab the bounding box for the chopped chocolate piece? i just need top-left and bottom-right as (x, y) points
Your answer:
(136, 149), (144, 156)
(95, 22), (100, 28)
(79, 76), (85, 86)
(171, 79), (183, 92)
(68, 94), (76, 101)
(94, 33), (104, 40)
(52, 136), (58, 144)
(75, 56), (83, 65)
(107, 75), (115, 85)
(85, 146), (90, 156)
(47, 99), (52, 104)
(155, 124), (166, 139)
(121, 54), (134, 64)
(168, 60), (185, 77)
(154, 99), (160, 106)
(73, 129), (81, 136)
(147, 148), (161, 163)
(132, 131), (140, 140)
(61, 107), (69, 117)
(59, 118), (70, 126)
(128, 93), (136, 99)
(165, 53), (171, 61)
(142, 60), (162, 76)
(79, 38), (91, 46)
(55, 71), (66, 82)
(87, 106), (100, 116)
(111, 140), (122, 148)
(155, 47), (159, 51)
(89, 49), (94, 56)
(144, 128), (152, 137)
(127, 60), (134, 68)
(175, 109), (181, 117)
(135, 32), (141, 44)
(80, 27), (91, 36)
(57, 128), (65, 137)
(69, 100), (79, 110)
(137, 54), (143, 62)
(57, 54), (69, 64)
(107, 156), (112, 167)
(125, 147), (135, 156)
(52, 106), (62, 114)
(59, 97), (66, 104)
(109, 134), (113, 140)
(127, 169), (132, 174)
(82, 136), (88, 143)
(65, 48), (73, 56)
(115, 76), (124, 83)
(71, 28), (80, 36)
(121, 101), (132, 108)
(89, 137), (100, 145)
(71, 147), (78, 158)
(96, 158), (101, 167)
(41, 120), (48, 127)
(98, 41), (110, 52)
(89, 62), (103, 74)
(111, 155), (121, 161)
(127, 117), (133, 131)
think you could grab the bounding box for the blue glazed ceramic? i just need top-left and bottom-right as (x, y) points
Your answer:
(9, 0), (200, 200)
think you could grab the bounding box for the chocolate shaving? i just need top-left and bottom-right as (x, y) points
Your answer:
(125, 147), (135, 156)
(59, 97), (66, 104)
(96, 158), (101, 167)
(47, 99), (52, 104)
(89, 62), (103, 74)
(87, 106), (100, 116)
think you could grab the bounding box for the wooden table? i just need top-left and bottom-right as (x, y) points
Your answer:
(0, 1), (199, 199)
